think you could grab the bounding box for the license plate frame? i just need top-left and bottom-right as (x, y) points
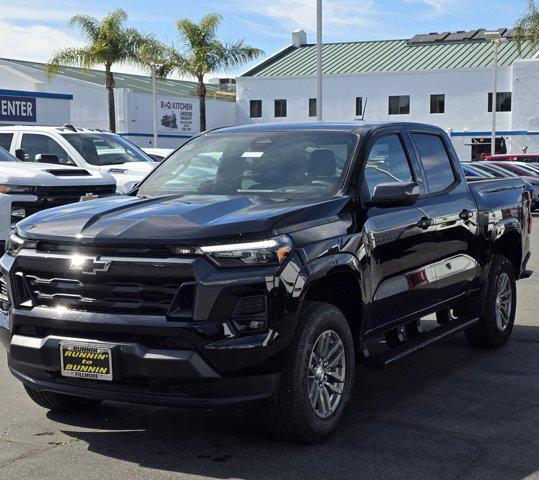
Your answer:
(60, 341), (113, 381)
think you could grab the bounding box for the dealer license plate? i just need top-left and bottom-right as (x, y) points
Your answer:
(60, 342), (113, 381)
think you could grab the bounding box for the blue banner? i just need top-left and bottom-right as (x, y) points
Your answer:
(0, 95), (36, 122)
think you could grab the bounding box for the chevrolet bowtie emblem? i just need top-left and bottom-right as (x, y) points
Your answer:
(69, 256), (112, 275)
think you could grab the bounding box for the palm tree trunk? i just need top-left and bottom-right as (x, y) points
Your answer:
(197, 76), (207, 132)
(105, 64), (116, 133)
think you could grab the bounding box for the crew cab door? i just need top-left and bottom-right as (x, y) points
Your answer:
(16, 132), (77, 166)
(409, 129), (479, 303)
(360, 128), (437, 332)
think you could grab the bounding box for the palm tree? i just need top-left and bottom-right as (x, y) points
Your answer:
(162, 13), (264, 132)
(46, 9), (143, 132)
(515, 0), (539, 52)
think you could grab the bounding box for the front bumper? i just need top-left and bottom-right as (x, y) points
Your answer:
(8, 333), (279, 407)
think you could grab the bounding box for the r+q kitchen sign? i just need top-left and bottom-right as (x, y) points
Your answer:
(0, 95), (37, 122)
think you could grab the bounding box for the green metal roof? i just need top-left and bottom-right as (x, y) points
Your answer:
(0, 58), (235, 101)
(243, 39), (538, 77)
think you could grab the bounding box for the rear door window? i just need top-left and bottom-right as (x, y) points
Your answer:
(0, 133), (13, 151)
(412, 133), (456, 193)
(20, 133), (76, 165)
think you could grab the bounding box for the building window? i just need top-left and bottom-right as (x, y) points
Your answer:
(355, 97), (363, 117)
(309, 98), (317, 117)
(250, 100), (262, 118)
(388, 95), (410, 115)
(488, 92), (511, 112)
(274, 99), (287, 118)
(430, 94), (445, 114)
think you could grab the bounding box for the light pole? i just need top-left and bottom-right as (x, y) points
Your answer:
(150, 63), (158, 148)
(484, 31), (507, 156)
(316, 0), (323, 121)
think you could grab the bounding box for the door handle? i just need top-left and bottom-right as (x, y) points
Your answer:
(417, 217), (434, 229)
(459, 209), (474, 221)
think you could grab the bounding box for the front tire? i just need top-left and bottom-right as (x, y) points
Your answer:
(465, 255), (516, 348)
(24, 385), (102, 413)
(263, 302), (355, 443)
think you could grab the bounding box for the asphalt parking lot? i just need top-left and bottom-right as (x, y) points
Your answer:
(0, 220), (537, 480)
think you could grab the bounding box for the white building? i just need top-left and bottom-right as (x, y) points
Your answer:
(0, 58), (236, 149)
(237, 28), (539, 161)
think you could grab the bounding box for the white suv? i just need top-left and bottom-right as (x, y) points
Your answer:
(0, 125), (157, 192)
(0, 146), (116, 251)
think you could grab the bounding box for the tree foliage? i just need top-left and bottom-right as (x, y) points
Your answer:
(515, 0), (539, 52)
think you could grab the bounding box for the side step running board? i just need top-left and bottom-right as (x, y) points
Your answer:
(364, 317), (480, 369)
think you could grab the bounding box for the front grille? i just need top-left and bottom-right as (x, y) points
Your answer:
(36, 242), (175, 259)
(11, 184), (116, 222)
(31, 184), (116, 208)
(23, 271), (187, 316)
(0, 276), (9, 312)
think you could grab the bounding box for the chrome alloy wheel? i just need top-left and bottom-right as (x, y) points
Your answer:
(307, 330), (346, 419)
(495, 272), (513, 332)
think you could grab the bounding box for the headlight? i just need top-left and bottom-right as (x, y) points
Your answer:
(5, 231), (35, 257)
(173, 235), (293, 267)
(0, 184), (35, 194)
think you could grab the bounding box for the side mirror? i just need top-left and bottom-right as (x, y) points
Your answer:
(14, 149), (28, 161)
(369, 182), (419, 208)
(35, 154), (60, 164)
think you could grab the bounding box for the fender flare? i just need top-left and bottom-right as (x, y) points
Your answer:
(292, 252), (363, 303)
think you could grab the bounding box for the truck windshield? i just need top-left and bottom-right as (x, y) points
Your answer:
(61, 133), (153, 166)
(137, 131), (357, 198)
(0, 147), (15, 162)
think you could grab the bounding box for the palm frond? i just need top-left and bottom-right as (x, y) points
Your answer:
(218, 40), (264, 70)
(45, 47), (95, 77)
(69, 14), (99, 42)
(515, 0), (539, 53)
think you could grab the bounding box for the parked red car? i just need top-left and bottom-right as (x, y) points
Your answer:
(484, 154), (539, 163)
(487, 161), (539, 178)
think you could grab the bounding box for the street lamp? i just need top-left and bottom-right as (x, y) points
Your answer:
(150, 62), (158, 148)
(316, 0), (323, 121)
(484, 31), (507, 156)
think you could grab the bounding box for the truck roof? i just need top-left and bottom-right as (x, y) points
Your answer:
(0, 125), (112, 134)
(209, 121), (445, 135)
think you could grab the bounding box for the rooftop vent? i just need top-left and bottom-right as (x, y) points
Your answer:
(292, 29), (307, 48)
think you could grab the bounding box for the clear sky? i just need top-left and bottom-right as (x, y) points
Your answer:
(0, 0), (530, 78)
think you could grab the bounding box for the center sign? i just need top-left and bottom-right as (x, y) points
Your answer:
(0, 95), (36, 123)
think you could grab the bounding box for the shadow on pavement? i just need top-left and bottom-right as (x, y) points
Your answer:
(47, 326), (539, 480)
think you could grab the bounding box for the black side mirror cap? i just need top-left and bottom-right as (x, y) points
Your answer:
(34, 154), (61, 164)
(368, 182), (420, 208)
(14, 149), (27, 161)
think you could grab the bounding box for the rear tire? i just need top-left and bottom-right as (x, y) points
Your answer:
(465, 255), (516, 348)
(24, 385), (102, 413)
(263, 302), (355, 443)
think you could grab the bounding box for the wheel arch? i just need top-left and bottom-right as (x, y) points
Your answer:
(492, 222), (522, 277)
(295, 253), (364, 346)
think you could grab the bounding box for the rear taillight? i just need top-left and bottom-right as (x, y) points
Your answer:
(528, 206), (533, 234)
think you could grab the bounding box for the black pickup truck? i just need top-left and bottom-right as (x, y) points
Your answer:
(0, 122), (533, 443)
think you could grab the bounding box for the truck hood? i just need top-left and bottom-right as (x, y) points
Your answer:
(0, 162), (114, 185)
(17, 194), (351, 244)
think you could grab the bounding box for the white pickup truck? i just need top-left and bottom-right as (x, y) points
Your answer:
(0, 146), (116, 252)
(0, 125), (156, 193)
